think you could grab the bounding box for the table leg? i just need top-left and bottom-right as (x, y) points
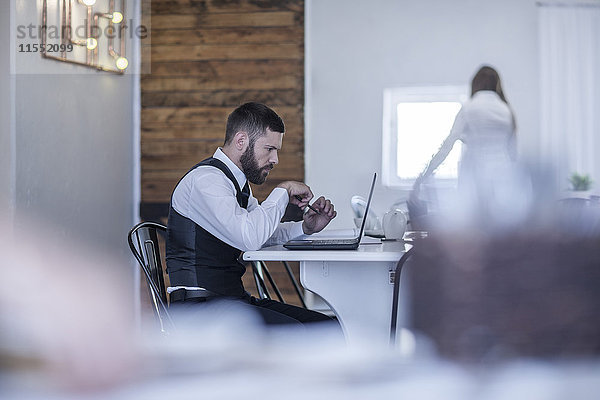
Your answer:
(300, 260), (397, 346)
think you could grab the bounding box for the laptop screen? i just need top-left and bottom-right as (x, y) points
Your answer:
(356, 173), (377, 240)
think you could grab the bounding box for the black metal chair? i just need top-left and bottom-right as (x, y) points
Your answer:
(389, 247), (415, 346)
(128, 221), (174, 333)
(129, 220), (308, 333)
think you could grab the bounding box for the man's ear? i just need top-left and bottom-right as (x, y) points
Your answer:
(233, 131), (248, 151)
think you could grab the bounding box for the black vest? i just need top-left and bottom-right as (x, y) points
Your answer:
(166, 157), (250, 297)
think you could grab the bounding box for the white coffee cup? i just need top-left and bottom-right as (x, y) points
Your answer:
(382, 209), (407, 240)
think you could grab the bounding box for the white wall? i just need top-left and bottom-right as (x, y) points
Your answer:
(0, 1), (14, 218)
(306, 0), (539, 228)
(8, 0), (138, 257)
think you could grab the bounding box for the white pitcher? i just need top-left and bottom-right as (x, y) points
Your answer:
(382, 209), (407, 240)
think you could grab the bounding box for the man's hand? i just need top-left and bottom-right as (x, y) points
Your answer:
(277, 181), (314, 208)
(302, 196), (337, 235)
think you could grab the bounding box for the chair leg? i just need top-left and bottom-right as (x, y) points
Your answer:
(390, 248), (414, 347)
(146, 278), (175, 332)
(252, 261), (271, 299)
(138, 261), (174, 330)
(149, 288), (167, 333)
(260, 261), (285, 303)
(282, 261), (307, 308)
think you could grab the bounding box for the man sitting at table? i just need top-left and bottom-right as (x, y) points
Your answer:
(166, 102), (338, 326)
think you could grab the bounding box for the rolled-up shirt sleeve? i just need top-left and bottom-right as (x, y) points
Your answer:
(172, 167), (304, 251)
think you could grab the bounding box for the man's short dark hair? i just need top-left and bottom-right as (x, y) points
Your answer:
(224, 102), (285, 146)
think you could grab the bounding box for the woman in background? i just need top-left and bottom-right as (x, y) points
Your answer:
(409, 65), (517, 224)
(415, 65), (516, 189)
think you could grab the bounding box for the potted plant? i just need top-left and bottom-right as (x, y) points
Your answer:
(568, 172), (592, 199)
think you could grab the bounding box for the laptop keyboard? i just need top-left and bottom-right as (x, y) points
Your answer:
(312, 239), (357, 245)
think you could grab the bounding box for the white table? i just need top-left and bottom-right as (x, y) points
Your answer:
(243, 239), (410, 346)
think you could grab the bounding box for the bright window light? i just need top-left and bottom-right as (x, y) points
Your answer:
(396, 101), (462, 179)
(382, 86), (468, 187)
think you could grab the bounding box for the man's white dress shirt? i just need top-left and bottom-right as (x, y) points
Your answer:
(171, 148), (304, 252)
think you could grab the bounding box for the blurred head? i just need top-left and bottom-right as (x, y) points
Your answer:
(224, 103), (285, 184)
(471, 65), (507, 103)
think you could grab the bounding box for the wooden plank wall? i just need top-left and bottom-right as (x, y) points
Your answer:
(141, 0), (305, 220)
(140, 0), (305, 305)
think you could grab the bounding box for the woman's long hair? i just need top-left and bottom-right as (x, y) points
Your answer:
(471, 65), (507, 101)
(471, 65), (516, 131)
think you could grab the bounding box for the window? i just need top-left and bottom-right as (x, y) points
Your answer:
(382, 86), (468, 187)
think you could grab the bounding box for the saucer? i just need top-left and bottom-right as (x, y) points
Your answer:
(365, 229), (385, 238)
(403, 231), (428, 241)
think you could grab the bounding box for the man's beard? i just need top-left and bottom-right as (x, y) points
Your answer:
(240, 143), (273, 185)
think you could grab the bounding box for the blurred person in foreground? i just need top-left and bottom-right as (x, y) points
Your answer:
(409, 65), (518, 226)
(407, 173), (600, 363)
(0, 217), (137, 394)
(166, 102), (338, 327)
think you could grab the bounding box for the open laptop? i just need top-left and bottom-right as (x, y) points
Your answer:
(283, 173), (377, 250)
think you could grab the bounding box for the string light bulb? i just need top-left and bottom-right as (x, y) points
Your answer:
(111, 12), (124, 24)
(115, 56), (128, 70)
(81, 0), (96, 6)
(86, 38), (98, 50)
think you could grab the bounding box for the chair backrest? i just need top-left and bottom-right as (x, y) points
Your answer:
(127, 221), (173, 332)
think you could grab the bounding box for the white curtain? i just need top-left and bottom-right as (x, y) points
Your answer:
(539, 3), (600, 192)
